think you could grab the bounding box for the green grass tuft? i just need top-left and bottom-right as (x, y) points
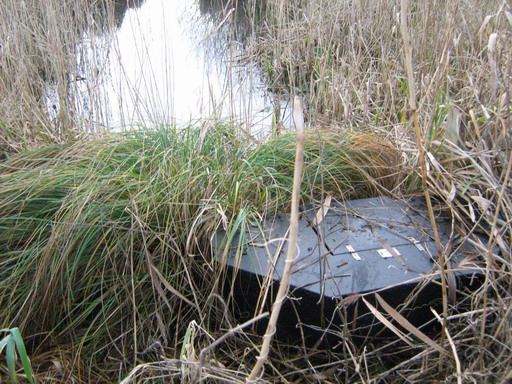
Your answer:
(0, 124), (400, 378)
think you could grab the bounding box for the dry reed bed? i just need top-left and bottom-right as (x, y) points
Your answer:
(246, 0), (511, 382)
(0, 0), (113, 153)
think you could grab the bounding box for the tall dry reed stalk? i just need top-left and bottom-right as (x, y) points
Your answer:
(399, 0), (448, 350)
(247, 95), (305, 382)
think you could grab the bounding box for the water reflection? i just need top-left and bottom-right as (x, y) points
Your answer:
(198, 0), (265, 44)
(77, 0), (291, 135)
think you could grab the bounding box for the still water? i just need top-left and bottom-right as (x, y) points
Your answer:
(61, 0), (292, 135)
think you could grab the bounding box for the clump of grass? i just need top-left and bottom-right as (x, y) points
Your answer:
(0, 123), (400, 380)
(0, 327), (35, 384)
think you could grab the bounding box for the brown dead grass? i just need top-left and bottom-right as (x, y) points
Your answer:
(245, 0), (511, 382)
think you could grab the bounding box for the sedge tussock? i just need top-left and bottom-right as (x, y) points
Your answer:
(0, 124), (399, 381)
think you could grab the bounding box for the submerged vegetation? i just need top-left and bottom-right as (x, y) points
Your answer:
(0, 0), (511, 382)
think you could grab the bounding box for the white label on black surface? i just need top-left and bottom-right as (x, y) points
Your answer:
(346, 245), (362, 261)
(378, 248), (401, 258)
(407, 236), (425, 251)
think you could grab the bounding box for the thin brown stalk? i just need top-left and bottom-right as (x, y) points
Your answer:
(246, 95), (305, 382)
(432, 309), (462, 384)
(479, 139), (512, 366)
(400, 0), (448, 348)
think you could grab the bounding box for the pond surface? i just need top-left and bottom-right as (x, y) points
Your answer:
(61, 0), (292, 135)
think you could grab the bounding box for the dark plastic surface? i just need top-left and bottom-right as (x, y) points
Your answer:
(214, 197), (483, 344)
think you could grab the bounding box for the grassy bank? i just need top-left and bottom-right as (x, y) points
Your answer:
(0, 125), (400, 381)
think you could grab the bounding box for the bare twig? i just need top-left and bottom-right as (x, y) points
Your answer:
(479, 138), (512, 364)
(194, 312), (269, 384)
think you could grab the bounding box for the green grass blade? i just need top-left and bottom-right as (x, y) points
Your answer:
(0, 334), (10, 354)
(5, 334), (16, 384)
(10, 328), (35, 384)
(180, 321), (195, 361)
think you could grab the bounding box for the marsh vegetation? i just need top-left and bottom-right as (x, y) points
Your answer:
(0, 0), (510, 382)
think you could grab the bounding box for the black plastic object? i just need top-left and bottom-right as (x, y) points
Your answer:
(214, 197), (483, 345)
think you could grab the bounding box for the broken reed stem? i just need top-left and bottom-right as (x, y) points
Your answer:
(432, 308), (462, 384)
(246, 95), (305, 382)
(400, 0), (448, 347)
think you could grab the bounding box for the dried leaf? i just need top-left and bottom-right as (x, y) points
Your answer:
(216, 204), (229, 230)
(362, 297), (416, 348)
(506, 11), (512, 27)
(343, 294), (361, 306)
(446, 260), (458, 306)
(478, 15), (493, 36)
(448, 181), (457, 203)
(312, 195), (332, 226)
(492, 227), (509, 254)
(151, 265), (199, 311)
(374, 294), (448, 355)
(445, 108), (460, 145)
(468, 200), (476, 223)
(488, 32), (498, 54)
(457, 255), (482, 268)
(427, 152), (442, 173)
(471, 195), (493, 213)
